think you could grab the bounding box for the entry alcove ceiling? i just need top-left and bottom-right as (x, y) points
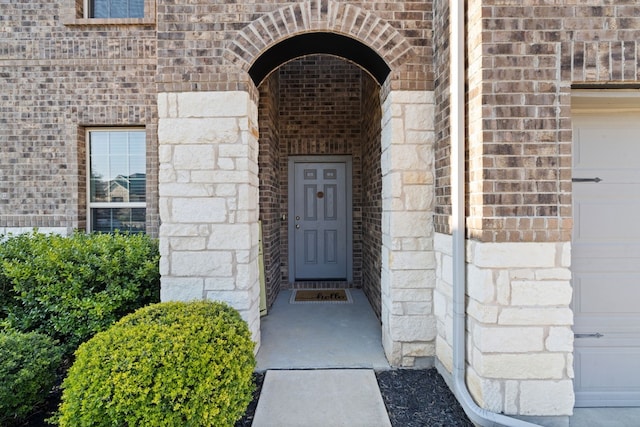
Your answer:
(248, 33), (391, 86)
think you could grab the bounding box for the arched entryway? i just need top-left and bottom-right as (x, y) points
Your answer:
(158, 2), (437, 367)
(256, 52), (384, 320)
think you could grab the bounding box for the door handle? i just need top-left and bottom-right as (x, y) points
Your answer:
(574, 333), (603, 339)
(295, 224), (300, 229)
(572, 177), (602, 183)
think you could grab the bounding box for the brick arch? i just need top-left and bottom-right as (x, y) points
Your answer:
(223, 0), (415, 85)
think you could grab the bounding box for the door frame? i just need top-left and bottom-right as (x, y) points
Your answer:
(287, 155), (353, 283)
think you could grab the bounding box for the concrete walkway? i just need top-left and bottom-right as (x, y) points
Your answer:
(252, 369), (392, 427)
(253, 289), (391, 426)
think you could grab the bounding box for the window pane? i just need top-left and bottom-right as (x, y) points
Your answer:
(89, 154), (109, 202)
(88, 130), (146, 233)
(90, 0), (143, 18)
(92, 208), (146, 234)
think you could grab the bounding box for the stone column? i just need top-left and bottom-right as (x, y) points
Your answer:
(157, 91), (261, 348)
(380, 90), (437, 367)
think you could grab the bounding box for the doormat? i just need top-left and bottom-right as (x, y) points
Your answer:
(290, 289), (353, 304)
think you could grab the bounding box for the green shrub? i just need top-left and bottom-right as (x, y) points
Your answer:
(56, 301), (256, 427)
(0, 330), (63, 426)
(0, 231), (160, 353)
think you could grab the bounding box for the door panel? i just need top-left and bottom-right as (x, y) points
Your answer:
(292, 162), (349, 280)
(572, 112), (640, 407)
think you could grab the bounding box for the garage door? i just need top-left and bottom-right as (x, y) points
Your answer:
(572, 111), (640, 407)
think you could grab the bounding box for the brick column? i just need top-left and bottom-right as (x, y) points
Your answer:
(157, 91), (261, 348)
(380, 90), (437, 367)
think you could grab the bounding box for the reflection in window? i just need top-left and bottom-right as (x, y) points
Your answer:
(89, 0), (144, 18)
(88, 129), (146, 233)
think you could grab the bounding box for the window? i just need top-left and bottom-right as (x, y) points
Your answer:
(88, 129), (146, 233)
(88, 0), (143, 19)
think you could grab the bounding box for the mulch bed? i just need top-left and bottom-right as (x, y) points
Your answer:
(376, 369), (474, 427)
(22, 369), (471, 427)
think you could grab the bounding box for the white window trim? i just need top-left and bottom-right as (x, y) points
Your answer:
(86, 127), (147, 233)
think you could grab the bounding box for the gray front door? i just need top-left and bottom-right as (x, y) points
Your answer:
(290, 159), (351, 280)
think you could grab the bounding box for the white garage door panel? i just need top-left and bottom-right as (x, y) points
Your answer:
(572, 110), (640, 407)
(574, 199), (640, 240)
(574, 124), (640, 169)
(573, 275), (640, 315)
(577, 348), (640, 389)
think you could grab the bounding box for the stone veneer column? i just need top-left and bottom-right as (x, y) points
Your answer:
(157, 91), (261, 348)
(380, 90), (437, 367)
(435, 233), (574, 420)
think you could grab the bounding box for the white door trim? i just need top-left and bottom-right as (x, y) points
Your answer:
(287, 155), (353, 283)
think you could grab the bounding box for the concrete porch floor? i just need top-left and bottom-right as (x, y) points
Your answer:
(255, 288), (640, 426)
(256, 288), (390, 371)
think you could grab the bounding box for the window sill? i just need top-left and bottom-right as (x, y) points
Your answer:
(63, 17), (155, 26)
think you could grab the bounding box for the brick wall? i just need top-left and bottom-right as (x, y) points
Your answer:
(277, 55), (365, 287)
(433, 0), (452, 235)
(155, 0), (434, 92)
(361, 76), (383, 319)
(258, 72), (282, 308)
(454, 0), (640, 244)
(0, 1), (158, 236)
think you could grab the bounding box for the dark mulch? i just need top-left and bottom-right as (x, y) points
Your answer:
(376, 369), (474, 427)
(235, 371), (265, 427)
(22, 369), (470, 427)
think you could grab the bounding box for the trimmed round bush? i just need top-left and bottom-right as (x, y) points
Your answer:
(57, 301), (256, 427)
(0, 331), (63, 426)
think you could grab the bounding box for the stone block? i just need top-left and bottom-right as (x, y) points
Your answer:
(467, 265), (495, 304)
(403, 185), (433, 211)
(171, 197), (227, 223)
(388, 250), (436, 270)
(473, 325), (544, 353)
(159, 223), (207, 237)
(391, 288), (432, 302)
(177, 91), (250, 118)
(169, 236), (207, 251)
(388, 269), (434, 289)
(436, 338), (453, 373)
(158, 117), (239, 145)
(406, 103), (435, 132)
(477, 353), (565, 380)
(204, 277), (236, 291)
(403, 342), (434, 357)
(173, 145), (216, 170)
(519, 380), (574, 416)
(471, 242), (557, 268)
(160, 277), (204, 301)
(499, 308), (573, 326)
(511, 281), (572, 306)
(545, 327), (574, 352)
(205, 289), (253, 311)
(208, 224), (252, 250)
(467, 299), (499, 323)
(389, 315), (437, 341)
(159, 183), (211, 198)
(170, 251), (233, 277)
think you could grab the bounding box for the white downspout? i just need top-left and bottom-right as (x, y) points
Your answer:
(450, 0), (539, 425)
